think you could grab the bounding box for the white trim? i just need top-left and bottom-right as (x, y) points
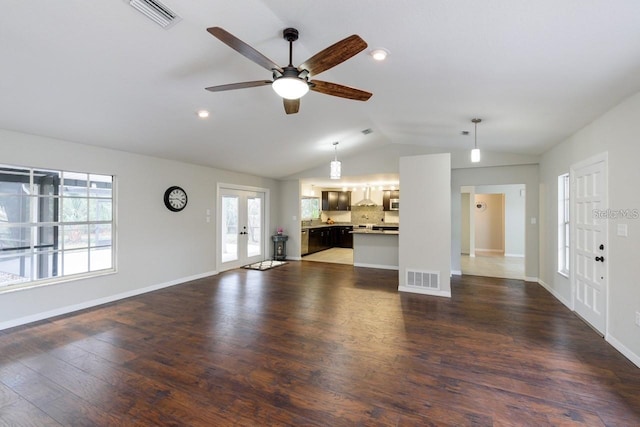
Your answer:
(0, 271), (218, 332)
(287, 256), (302, 261)
(474, 248), (504, 253)
(216, 183), (270, 272)
(606, 333), (640, 369)
(537, 278), (572, 309)
(524, 276), (538, 283)
(354, 262), (398, 270)
(451, 270), (462, 276)
(504, 253), (525, 258)
(398, 285), (451, 298)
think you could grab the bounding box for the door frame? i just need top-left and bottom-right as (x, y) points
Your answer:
(569, 151), (608, 335)
(216, 183), (270, 272)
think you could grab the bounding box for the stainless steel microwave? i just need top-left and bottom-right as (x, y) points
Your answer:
(390, 198), (399, 210)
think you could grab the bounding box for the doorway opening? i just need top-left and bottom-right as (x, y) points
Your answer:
(460, 184), (525, 280)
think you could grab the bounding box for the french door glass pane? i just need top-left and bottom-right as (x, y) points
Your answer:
(221, 196), (239, 263)
(247, 197), (261, 258)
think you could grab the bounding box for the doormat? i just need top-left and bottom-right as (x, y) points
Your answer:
(243, 260), (287, 271)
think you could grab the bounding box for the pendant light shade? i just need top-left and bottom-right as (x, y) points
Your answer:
(471, 118), (482, 163)
(330, 142), (341, 180)
(471, 148), (481, 163)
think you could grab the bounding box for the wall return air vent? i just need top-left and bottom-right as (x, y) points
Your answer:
(406, 269), (440, 290)
(129, 0), (180, 28)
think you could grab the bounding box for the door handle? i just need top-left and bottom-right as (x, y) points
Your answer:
(595, 256), (605, 262)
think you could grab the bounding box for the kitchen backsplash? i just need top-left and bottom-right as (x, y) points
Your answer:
(350, 205), (384, 225)
(303, 206), (399, 227)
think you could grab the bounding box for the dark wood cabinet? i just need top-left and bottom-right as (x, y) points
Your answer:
(336, 226), (353, 248)
(321, 191), (351, 211)
(382, 190), (400, 211)
(305, 225), (353, 254)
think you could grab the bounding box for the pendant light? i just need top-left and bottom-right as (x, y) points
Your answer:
(471, 118), (482, 163)
(330, 142), (341, 180)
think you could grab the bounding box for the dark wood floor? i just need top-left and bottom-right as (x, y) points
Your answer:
(1, 262), (639, 426)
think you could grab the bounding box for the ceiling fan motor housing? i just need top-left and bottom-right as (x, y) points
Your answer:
(283, 27), (299, 42)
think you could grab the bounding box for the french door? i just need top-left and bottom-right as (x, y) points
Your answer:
(571, 153), (608, 335)
(219, 187), (265, 270)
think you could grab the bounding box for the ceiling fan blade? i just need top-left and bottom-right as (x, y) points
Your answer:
(299, 35), (367, 77)
(283, 98), (300, 115)
(207, 27), (283, 73)
(310, 80), (372, 101)
(205, 80), (272, 92)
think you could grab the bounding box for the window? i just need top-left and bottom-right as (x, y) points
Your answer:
(0, 165), (115, 290)
(301, 197), (320, 220)
(558, 173), (570, 276)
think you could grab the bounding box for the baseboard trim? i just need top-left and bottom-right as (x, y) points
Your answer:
(474, 248), (504, 254)
(606, 333), (640, 369)
(287, 256), (302, 261)
(537, 278), (572, 309)
(504, 253), (525, 258)
(353, 262), (398, 271)
(451, 270), (462, 276)
(524, 276), (539, 283)
(398, 285), (451, 298)
(0, 270), (219, 332)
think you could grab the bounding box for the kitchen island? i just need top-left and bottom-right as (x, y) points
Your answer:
(351, 229), (399, 270)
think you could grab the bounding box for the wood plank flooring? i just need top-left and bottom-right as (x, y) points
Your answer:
(1, 262), (639, 426)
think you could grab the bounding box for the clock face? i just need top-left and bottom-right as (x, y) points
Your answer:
(164, 186), (188, 212)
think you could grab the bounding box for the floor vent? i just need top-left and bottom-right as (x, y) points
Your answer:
(129, 0), (180, 28)
(406, 270), (440, 290)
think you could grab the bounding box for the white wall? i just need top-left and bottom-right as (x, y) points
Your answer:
(398, 153), (451, 297)
(538, 90), (640, 367)
(0, 129), (281, 329)
(461, 193), (471, 254)
(451, 165), (539, 280)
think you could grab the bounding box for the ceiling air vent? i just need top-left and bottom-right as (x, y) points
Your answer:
(129, 0), (180, 28)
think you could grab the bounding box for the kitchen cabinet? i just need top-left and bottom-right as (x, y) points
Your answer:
(336, 226), (353, 248)
(304, 225), (353, 254)
(382, 190), (400, 211)
(321, 191), (351, 211)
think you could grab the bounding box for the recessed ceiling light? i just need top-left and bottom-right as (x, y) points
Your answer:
(197, 110), (210, 119)
(370, 48), (389, 61)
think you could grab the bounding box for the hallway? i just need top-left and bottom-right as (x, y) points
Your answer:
(461, 250), (525, 280)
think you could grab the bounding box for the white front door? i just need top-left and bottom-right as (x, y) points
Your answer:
(219, 187), (265, 270)
(571, 153), (608, 335)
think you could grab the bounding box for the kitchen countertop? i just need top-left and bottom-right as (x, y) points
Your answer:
(302, 223), (399, 230)
(351, 229), (399, 235)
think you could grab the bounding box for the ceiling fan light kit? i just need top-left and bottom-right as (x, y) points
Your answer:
(271, 74), (309, 100)
(471, 118), (482, 163)
(205, 26), (372, 114)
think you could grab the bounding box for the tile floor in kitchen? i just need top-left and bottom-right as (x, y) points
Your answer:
(303, 248), (525, 281)
(302, 248), (353, 265)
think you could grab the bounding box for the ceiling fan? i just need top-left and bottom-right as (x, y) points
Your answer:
(205, 27), (373, 114)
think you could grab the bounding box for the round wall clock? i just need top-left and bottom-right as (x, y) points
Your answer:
(164, 186), (188, 212)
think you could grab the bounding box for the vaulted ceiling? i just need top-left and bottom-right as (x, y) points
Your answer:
(3, 1), (640, 179)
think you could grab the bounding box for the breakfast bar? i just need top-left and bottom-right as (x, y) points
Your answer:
(351, 229), (399, 270)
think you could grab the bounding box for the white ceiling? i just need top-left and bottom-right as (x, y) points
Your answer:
(3, 1), (640, 179)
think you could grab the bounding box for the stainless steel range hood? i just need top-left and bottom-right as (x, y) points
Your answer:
(356, 187), (377, 206)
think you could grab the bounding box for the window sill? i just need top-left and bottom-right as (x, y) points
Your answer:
(0, 269), (117, 295)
